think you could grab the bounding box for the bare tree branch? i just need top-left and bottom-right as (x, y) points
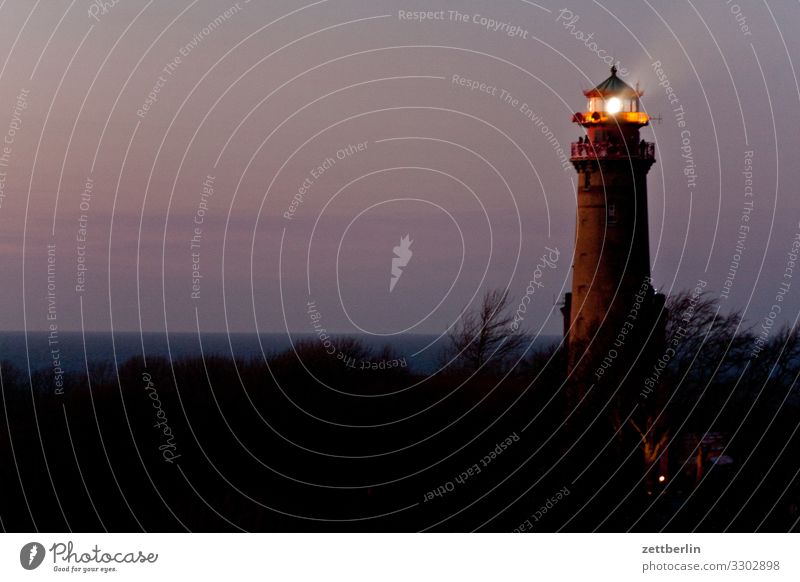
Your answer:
(444, 289), (527, 372)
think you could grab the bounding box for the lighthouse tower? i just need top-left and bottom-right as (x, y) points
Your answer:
(561, 67), (664, 390)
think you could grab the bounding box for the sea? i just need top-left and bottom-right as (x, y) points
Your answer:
(0, 332), (561, 376)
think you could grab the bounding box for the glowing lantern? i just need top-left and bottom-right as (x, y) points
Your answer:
(606, 96), (622, 114)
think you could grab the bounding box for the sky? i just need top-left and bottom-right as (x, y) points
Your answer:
(0, 0), (797, 336)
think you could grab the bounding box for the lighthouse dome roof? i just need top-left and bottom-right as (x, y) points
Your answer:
(583, 66), (639, 97)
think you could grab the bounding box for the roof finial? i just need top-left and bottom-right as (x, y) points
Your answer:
(610, 64), (618, 76)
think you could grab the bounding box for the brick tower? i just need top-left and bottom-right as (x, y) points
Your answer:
(561, 67), (664, 394)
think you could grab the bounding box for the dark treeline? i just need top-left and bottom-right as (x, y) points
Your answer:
(0, 291), (798, 532)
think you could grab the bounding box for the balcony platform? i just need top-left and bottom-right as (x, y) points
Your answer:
(570, 140), (655, 161)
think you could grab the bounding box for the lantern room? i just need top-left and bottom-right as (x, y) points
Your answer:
(570, 66), (654, 161)
(572, 66), (649, 126)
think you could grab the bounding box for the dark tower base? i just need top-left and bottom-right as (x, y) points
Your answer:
(562, 285), (666, 406)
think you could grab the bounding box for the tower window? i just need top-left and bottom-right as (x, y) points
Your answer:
(607, 204), (617, 225)
(584, 170), (591, 189)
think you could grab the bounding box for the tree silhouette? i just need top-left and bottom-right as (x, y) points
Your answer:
(444, 289), (527, 372)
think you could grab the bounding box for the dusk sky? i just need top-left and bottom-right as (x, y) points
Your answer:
(0, 0), (797, 335)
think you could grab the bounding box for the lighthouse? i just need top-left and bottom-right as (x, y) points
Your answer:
(561, 66), (664, 393)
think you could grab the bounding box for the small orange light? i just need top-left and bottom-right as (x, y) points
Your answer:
(658, 475), (666, 483)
